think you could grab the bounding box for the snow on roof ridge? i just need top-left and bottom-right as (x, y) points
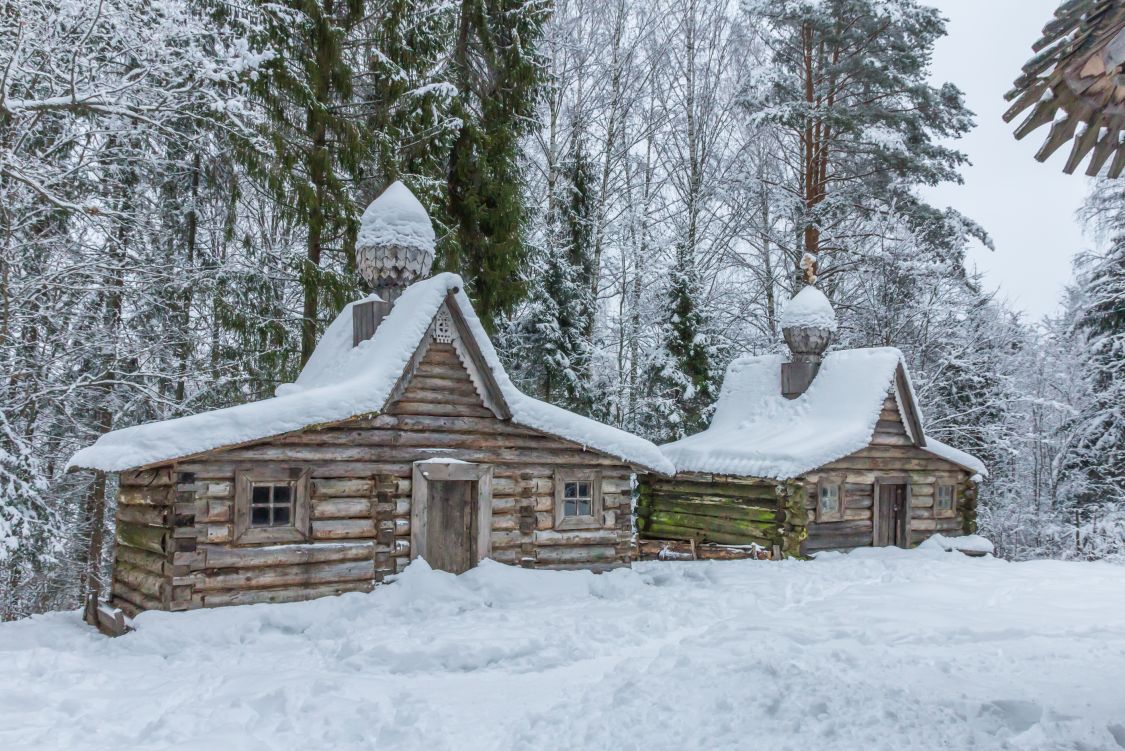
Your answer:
(660, 346), (986, 480)
(357, 180), (435, 254)
(780, 285), (838, 332)
(68, 273), (673, 476)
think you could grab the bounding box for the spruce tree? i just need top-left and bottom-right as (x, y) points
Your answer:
(1067, 242), (1125, 507)
(235, 0), (368, 365)
(642, 244), (718, 443)
(445, 0), (551, 331)
(510, 134), (597, 411)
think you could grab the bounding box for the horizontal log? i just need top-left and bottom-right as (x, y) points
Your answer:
(535, 562), (629, 572)
(194, 559), (375, 592)
(637, 539), (766, 561)
(214, 443), (633, 468)
(844, 508), (872, 521)
(278, 429), (580, 453)
(640, 497), (778, 523)
(114, 561), (166, 600)
(645, 481), (778, 501)
(116, 505), (169, 527)
(116, 522), (168, 555)
(120, 468), (175, 487)
(112, 579), (163, 612)
(118, 485), (174, 506)
(311, 479), (373, 498)
(846, 495), (873, 509)
(806, 532), (874, 551)
(312, 518), (377, 540)
(202, 541), (375, 569)
(387, 400), (495, 418)
(640, 522), (773, 547)
(200, 580), (372, 608)
(313, 497), (373, 519)
(641, 509), (777, 538)
(808, 519), (872, 536)
(534, 529), (620, 546)
(408, 375), (481, 395)
(533, 545), (619, 563)
(354, 413), (543, 437)
(116, 545), (168, 577)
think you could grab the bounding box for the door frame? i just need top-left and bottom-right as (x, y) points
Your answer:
(873, 476), (912, 548)
(410, 460), (493, 567)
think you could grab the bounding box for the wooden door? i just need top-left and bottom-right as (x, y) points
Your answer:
(424, 480), (475, 574)
(875, 483), (909, 548)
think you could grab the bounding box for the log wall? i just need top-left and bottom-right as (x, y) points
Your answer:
(802, 395), (977, 554)
(108, 342), (640, 614)
(636, 474), (806, 558)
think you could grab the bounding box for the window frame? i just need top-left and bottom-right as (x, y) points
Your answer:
(935, 483), (958, 517)
(553, 470), (603, 530)
(234, 468), (311, 545)
(815, 477), (846, 523)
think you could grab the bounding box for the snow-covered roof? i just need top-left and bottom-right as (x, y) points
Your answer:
(69, 274), (674, 475)
(781, 285), (838, 332)
(356, 180), (435, 254)
(660, 347), (987, 480)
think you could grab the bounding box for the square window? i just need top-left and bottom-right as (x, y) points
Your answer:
(235, 472), (309, 545)
(555, 473), (602, 530)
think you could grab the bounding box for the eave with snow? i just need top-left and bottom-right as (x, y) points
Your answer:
(637, 286), (988, 558)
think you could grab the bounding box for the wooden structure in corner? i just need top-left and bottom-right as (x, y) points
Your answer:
(73, 280), (666, 617)
(1006, 0), (1125, 175)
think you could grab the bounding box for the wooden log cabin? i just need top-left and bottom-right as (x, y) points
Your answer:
(638, 287), (987, 557)
(68, 183), (673, 627)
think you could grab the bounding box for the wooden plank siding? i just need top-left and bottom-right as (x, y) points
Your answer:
(802, 395), (976, 554)
(108, 341), (640, 615)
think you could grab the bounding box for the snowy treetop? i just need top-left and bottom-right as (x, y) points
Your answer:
(357, 181), (436, 254)
(68, 274), (673, 475)
(780, 285), (838, 332)
(661, 347), (986, 479)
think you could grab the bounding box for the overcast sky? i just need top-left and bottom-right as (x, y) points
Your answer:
(924, 0), (1092, 322)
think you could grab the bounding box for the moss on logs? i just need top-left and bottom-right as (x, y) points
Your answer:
(639, 497), (778, 523)
(116, 522), (168, 555)
(639, 509), (776, 540)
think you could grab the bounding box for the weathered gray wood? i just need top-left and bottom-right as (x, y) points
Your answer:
(194, 559), (375, 591)
(201, 542), (375, 569)
(200, 580), (372, 608)
(312, 518), (377, 540)
(426, 479), (473, 573)
(312, 497), (373, 519)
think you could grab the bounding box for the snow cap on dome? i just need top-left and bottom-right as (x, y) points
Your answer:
(356, 181), (436, 295)
(781, 285), (838, 332)
(357, 180), (436, 254)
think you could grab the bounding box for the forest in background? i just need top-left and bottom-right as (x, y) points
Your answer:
(2, 0), (1124, 620)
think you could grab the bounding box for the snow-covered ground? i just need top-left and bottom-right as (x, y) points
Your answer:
(3, 543), (1125, 750)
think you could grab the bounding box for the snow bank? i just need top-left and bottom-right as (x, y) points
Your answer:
(4, 553), (1125, 750)
(780, 285), (838, 331)
(68, 273), (673, 475)
(357, 180), (435, 253)
(661, 347), (986, 479)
